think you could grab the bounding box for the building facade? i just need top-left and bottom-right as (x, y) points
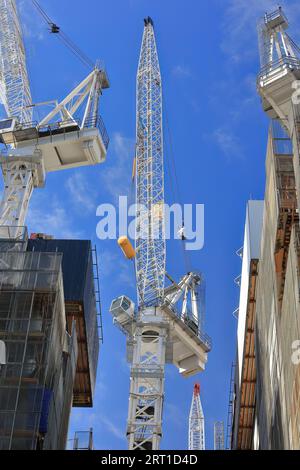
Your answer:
(0, 230), (100, 449)
(231, 200), (264, 450)
(27, 238), (100, 407)
(232, 122), (300, 449)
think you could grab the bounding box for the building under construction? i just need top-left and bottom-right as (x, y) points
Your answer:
(0, 232), (101, 449)
(232, 8), (300, 450)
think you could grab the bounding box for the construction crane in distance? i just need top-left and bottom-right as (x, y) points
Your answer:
(214, 421), (225, 450)
(189, 383), (205, 450)
(0, 0), (109, 239)
(110, 17), (211, 450)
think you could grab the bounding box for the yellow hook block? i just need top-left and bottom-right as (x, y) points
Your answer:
(118, 236), (136, 260)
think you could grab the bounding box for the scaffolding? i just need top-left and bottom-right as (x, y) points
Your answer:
(235, 259), (259, 449)
(27, 238), (100, 408)
(271, 120), (298, 313)
(0, 228), (77, 449)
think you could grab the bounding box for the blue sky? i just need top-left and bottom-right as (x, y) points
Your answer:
(3, 0), (300, 450)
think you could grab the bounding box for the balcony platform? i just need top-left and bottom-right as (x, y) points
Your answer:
(0, 117), (109, 173)
(257, 58), (300, 121)
(161, 304), (211, 377)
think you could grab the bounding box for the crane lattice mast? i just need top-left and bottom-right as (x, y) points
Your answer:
(126, 17), (166, 450)
(0, 0), (32, 124)
(189, 383), (205, 450)
(136, 16), (165, 306)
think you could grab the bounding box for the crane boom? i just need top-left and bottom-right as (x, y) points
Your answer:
(0, 0), (32, 123)
(135, 16), (165, 307)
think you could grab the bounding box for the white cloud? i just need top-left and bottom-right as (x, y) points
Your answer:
(71, 410), (97, 429)
(99, 247), (134, 286)
(18, 0), (46, 42)
(65, 172), (96, 213)
(209, 72), (259, 124)
(211, 127), (244, 161)
(98, 415), (125, 441)
(100, 132), (135, 203)
(165, 403), (186, 429)
(220, 0), (300, 63)
(172, 65), (193, 78)
(27, 194), (84, 239)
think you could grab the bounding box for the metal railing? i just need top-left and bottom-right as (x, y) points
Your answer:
(84, 115), (109, 150)
(0, 115), (109, 150)
(67, 429), (93, 450)
(257, 56), (300, 83)
(162, 297), (212, 352)
(0, 226), (28, 241)
(264, 8), (288, 26)
(92, 245), (103, 343)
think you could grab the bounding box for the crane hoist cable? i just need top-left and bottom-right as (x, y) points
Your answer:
(31, 0), (94, 69)
(286, 33), (300, 56)
(163, 96), (192, 273)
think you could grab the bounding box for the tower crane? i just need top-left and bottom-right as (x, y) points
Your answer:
(0, 0), (109, 239)
(257, 7), (300, 198)
(110, 17), (211, 450)
(188, 383), (205, 450)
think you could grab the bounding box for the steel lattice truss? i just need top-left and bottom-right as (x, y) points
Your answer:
(127, 324), (167, 450)
(214, 421), (225, 450)
(0, 156), (41, 234)
(135, 18), (165, 307)
(111, 17), (210, 451)
(0, 0), (32, 123)
(258, 8), (300, 69)
(126, 18), (166, 451)
(189, 384), (205, 450)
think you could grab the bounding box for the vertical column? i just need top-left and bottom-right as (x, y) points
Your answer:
(127, 318), (167, 450)
(0, 160), (34, 236)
